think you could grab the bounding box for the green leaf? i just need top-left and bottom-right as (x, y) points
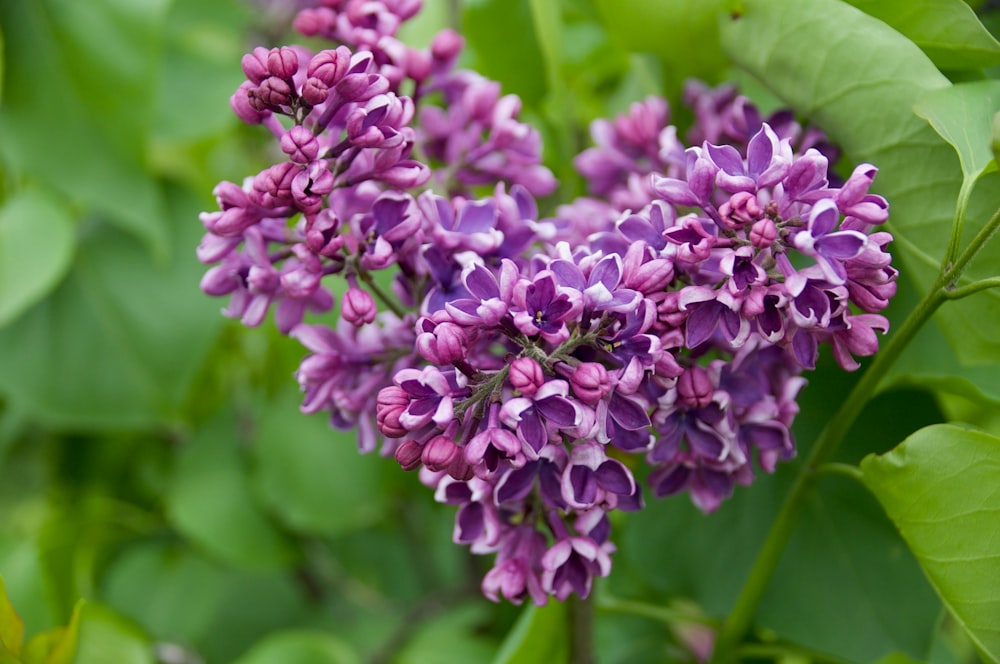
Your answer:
(0, 186), (223, 429)
(69, 603), (153, 664)
(720, 0), (1000, 363)
(492, 602), (569, 664)
(101, 542), (225, 646)
(915, 81), (1000, 182)
(0, 578), (23, 657)
(250, 388), (392, 537)
(461, 0), (548, 107)
(153, 0), (252, 142)
(0, 189), (76, 328)
(0, 1), (170, 258)
(394, 603), (498, 664)
(0, 25), (5, 106)
(862, 424), (1000, 662)
(592, 0), (729, 97)
(843, 0), (1000, 70)
(232, 631), (360, 664)
(167, 410), (298, 570)
(24, 601), (82, 664)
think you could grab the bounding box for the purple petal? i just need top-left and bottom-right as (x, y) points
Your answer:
(608, 392), (651, 430)
(687, 426), (725, 460)
(550, 260), (586, 291)
(465, 264), (499, 300)
(816, 231), (867, 259)
(619, 215), (665, 248)
(589, 255), (622, 291)
(746, 125), (775, 180)
(456, 198), (497, 233)
(809, 199), (839, 237)
(685, 301), (721, 348)
(595, 459), (634, 495)
(455, 503), (485, 543)
(536, 395), (577, 427)
(518, 409), (547, 452)
(569, 466), (598, 505)
(792, 330), (818, 369)
(706, 143), (744, 176)
(651, 175), (699, 207)
(496, 464), (538, 504)
(744, 423), (787, 450)
(650, 465), (691, 497)
(539, 461), (568, 509)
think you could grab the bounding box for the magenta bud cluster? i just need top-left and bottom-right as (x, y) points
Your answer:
(197, 0), (897, 607)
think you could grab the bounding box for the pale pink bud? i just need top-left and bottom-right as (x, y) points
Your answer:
(341, 287), (377, 325)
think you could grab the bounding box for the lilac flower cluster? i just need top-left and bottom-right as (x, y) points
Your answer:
(198, 1), (897, 606)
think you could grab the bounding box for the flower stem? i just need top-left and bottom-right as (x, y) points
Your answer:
(596, 594), (719, 627)
(813, 461), (865, 483)
(356, 268), (407, 319)
(943, 276), (1000, 300)
(569, 593), (596, 664)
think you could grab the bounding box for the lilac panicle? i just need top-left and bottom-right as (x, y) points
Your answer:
(199, 0), (899, 608)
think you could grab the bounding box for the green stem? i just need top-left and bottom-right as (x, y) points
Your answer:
(941, 179), (974, 277)
(943, 276), (1000, 300)
(356, 269), (407, 319)
(569, 594), (596, 664)
(711, 202), (1000, 661)
(597, 595), (719, 628)
(813, 462), (865, 483)
(946, 203), (1000, 282)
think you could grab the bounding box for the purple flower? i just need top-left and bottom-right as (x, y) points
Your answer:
(541, 535), (612, 601)
(792, 199), (868, 284)
(511, 271), (582, 343)
(560, 442), (638, 510)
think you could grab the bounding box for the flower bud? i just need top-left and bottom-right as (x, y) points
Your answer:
(281, 126), (320, 164)
(416, 320), (467, 364)
(342, 287), (377, 326)
(509, 357), (544, 397)
(446, 455), (475, 482)
(254, 77), (293, 109)
(677, 365), (714, 409)
(431, 28), (464, 63)
(394, 439), (423, 471)
(301, 78), (330, 106)
(267, 46), (299, 80)
(231, 81), (269, 124)
(750, 218), (778, 248)
(241, 47), (270, 84)
(422, 435), (459, 472)
(308, 47), (351, 85)
(376, 386), (410, 437)
(569, 362), (611, 405)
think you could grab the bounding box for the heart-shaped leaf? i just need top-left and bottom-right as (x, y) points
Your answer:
(0, 189), (76, 328)
(862, 424), (1000, 662)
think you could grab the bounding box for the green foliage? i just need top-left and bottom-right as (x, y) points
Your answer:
(915, 81), (1000, 182)
(0, 190), (75, 327)
(231, 630), (359, 664)
(0, 1), (170, 259)
(863, 424), (1000, 662)
(493, 602), (569, 664)
(844, 0), (1000, 70)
